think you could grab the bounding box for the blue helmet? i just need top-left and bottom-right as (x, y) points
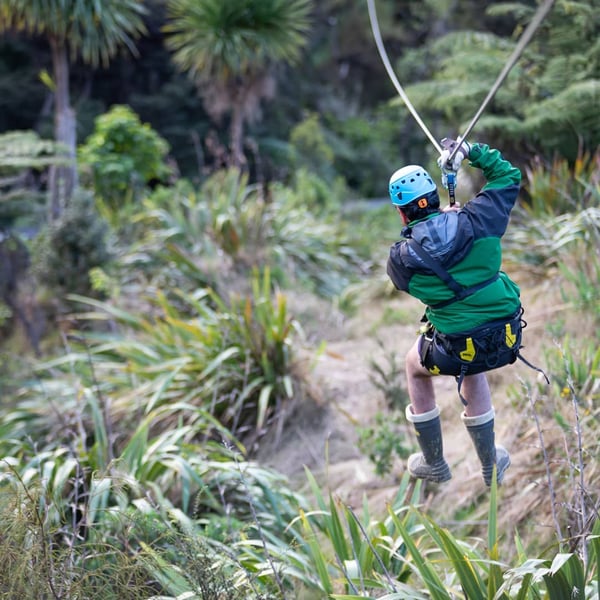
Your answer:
(388, 165), (436, 206)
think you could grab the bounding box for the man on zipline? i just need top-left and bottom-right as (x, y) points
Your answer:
(386, 139), (526, 486)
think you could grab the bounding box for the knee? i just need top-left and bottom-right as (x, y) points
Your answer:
(406, 342), (425, 375)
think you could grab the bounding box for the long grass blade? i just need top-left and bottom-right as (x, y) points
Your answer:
(387, 508), (451, 600)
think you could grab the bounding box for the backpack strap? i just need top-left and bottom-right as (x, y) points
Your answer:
(408, 239), (499, 309)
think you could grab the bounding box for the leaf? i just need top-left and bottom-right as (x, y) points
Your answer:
(139, 542), (193, 596)
(387, 509), (451, 600)
(256, 384), (273, 430)
(298, 509), (334, 595)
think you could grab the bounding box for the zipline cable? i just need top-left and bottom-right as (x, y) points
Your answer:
(449, 0), (556, 162)
(367, 0), (556, 162)
(366, 0), (443, 155)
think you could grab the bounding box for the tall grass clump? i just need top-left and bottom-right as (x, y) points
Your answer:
(14, 267), (305, 450)
(504, 149), (600, 276)
(0, 406), (308, 598)
(527, 336), (600, 542)
(523, 149), (599, 216)
(234, 468), (600, 598)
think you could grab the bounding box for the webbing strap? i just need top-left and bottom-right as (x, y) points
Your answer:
(367, 0), (556, 161)
(408, 239), (463, 294)
(408, 239), (499, 308)
(366, 0), (443, 154)
(451, 0), (557, 163)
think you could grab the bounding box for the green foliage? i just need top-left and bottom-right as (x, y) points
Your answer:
(78, 105), (172, 214)
(265, 173), (368, 296)
(358, 411), (410, 476)
(164, 0), (313, 165)
(0, 130), (67, 228)
(22, 267), (302, 445)
(358, 345), (412, 476)
(133, 168), (367, 299)
(31, 189), (112, 299)
(507, 343), (599, 561)
(504, 150), (600, 277)
(289, 112), (335, 181)
(0, 475), (160, 599)
(0, 440), (303, 598)
(0, 129), (65, 172)
(558, 242), (600, 322)
(325, 104), (411, 197)
(0, 300), (11, 325)
(544, 337), (600, 411)
(0, 0), (147, 69)
(504, 206), (600, 277)
(522, 149), (600, 217)
(121, 178), (219, 295)
(291, 166), (348, 213)
(1, 299), (308, 594)
(0, 0), (149, 216)
(236, 468), (600, 599)
(398, 2), (600, 160)
(368, 344), (410, 412)
(164, 0), (312, 81)
(214, 269), (298, 432)
(235, 470), (423, 595)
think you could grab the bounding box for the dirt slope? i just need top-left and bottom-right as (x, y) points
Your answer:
(256, 282), (570, 555)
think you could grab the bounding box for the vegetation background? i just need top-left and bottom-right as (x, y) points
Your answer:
(0, 0), (598, 598)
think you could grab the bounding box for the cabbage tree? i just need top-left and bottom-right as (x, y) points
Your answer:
(0, 0), (147, 219)
(165, 0), (312, 169)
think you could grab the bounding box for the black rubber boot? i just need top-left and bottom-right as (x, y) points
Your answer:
(405, 405), (452, 483)
(462, 409), (510, 486)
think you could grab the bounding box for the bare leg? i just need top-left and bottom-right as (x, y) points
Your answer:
(460, 373), (492, 417)
(405, 338), (492, 416)
(405, 336), (509, 485)
(405, 338), (436, 414)
(404, 338), (451, 481)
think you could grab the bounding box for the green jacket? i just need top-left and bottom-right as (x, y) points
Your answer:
(387, 143), (522, 334)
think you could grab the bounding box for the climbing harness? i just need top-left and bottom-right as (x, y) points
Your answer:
(407, 236), (550, 404)
(419, 309), (549, 406)
(367, 0), (557, 200)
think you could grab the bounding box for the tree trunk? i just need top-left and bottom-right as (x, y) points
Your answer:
(48, 36), (78, 220)
(229, 100), (247, 170)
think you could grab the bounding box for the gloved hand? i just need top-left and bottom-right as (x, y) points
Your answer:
(437, 137), (471, 172)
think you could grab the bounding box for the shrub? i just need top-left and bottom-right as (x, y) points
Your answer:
(522, 149), (600, 217)
(31, 189), (112, 299)
(78, 105), (173, 214)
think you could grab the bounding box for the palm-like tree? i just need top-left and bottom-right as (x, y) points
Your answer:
(0, 0), (147, 219)
(164, 0), (312, 169)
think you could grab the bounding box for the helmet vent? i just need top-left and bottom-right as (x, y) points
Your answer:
(388, 165), (436, 206)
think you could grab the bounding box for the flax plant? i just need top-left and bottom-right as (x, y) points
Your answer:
(27, 266), (303, 445)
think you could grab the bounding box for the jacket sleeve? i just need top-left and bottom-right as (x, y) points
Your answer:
(387, 242), (411, 292)
(462, 143), (522, 237)
(468, 143), (521, 190)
